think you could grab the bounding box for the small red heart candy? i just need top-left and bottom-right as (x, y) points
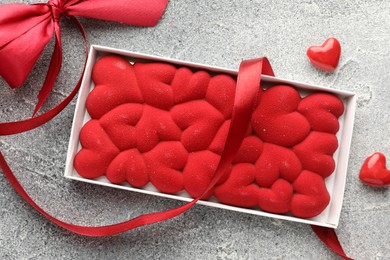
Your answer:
(360, 152), (390, 187)
(307, 37), (341, 72)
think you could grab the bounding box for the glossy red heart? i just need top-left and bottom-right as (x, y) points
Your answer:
(360, 152), (390, 187)
(307, 38), (341, 72)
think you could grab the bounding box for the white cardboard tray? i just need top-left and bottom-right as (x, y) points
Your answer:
(64, 45), (356, 228)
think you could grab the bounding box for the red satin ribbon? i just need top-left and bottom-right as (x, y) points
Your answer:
(0, 58), (271, 235)
(312, 226), (353, 260)
(0, 15), (87, 136)
(0, 1), (352, 258)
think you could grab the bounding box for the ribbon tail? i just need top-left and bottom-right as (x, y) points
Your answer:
(33, 22), (63, 116)
(0, 150), (196, 236)
(311, 225), (353, 260)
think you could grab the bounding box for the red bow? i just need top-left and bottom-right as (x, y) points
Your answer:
(0, 0), (168, 116)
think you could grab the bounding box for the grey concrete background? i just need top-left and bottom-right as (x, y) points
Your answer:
(1, 0), (389, 259)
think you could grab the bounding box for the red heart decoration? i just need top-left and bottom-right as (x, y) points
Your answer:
(106, 149), (149, 187)
(214, 163), (260, 208)
(99, 103), (143, 151)
(74, 55), (345, 218)
(183, 150), (221, 199)
(251, 85), (311, 147)
(171, 100), (225, 152)
(258, 178), (293, 214)
(134, 62), (177, 110)
(255, 143), (302, 187)
(136, 105), (182, 153)
(171, 67), (210, 104)
(291, 170), (330, 218)
(298, 92), (344, 134)
(307, 37), (341, 72)
(74, 120), (119, 179)
(87, 55), (143, 119)
(293, 132), (339, 178)
(143, 142), (188, 194)
(360, 152), (390, 187)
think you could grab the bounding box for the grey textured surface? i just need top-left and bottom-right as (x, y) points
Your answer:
(1, 0), (390, 259)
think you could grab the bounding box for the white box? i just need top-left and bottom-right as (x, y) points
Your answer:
(64, 45), (356, 228)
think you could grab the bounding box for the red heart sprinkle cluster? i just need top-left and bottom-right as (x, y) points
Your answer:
(74, 55), (345, 218)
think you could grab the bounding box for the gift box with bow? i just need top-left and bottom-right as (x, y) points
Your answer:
(64, 45), (356, 229)
(0, 1), (356, 257)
